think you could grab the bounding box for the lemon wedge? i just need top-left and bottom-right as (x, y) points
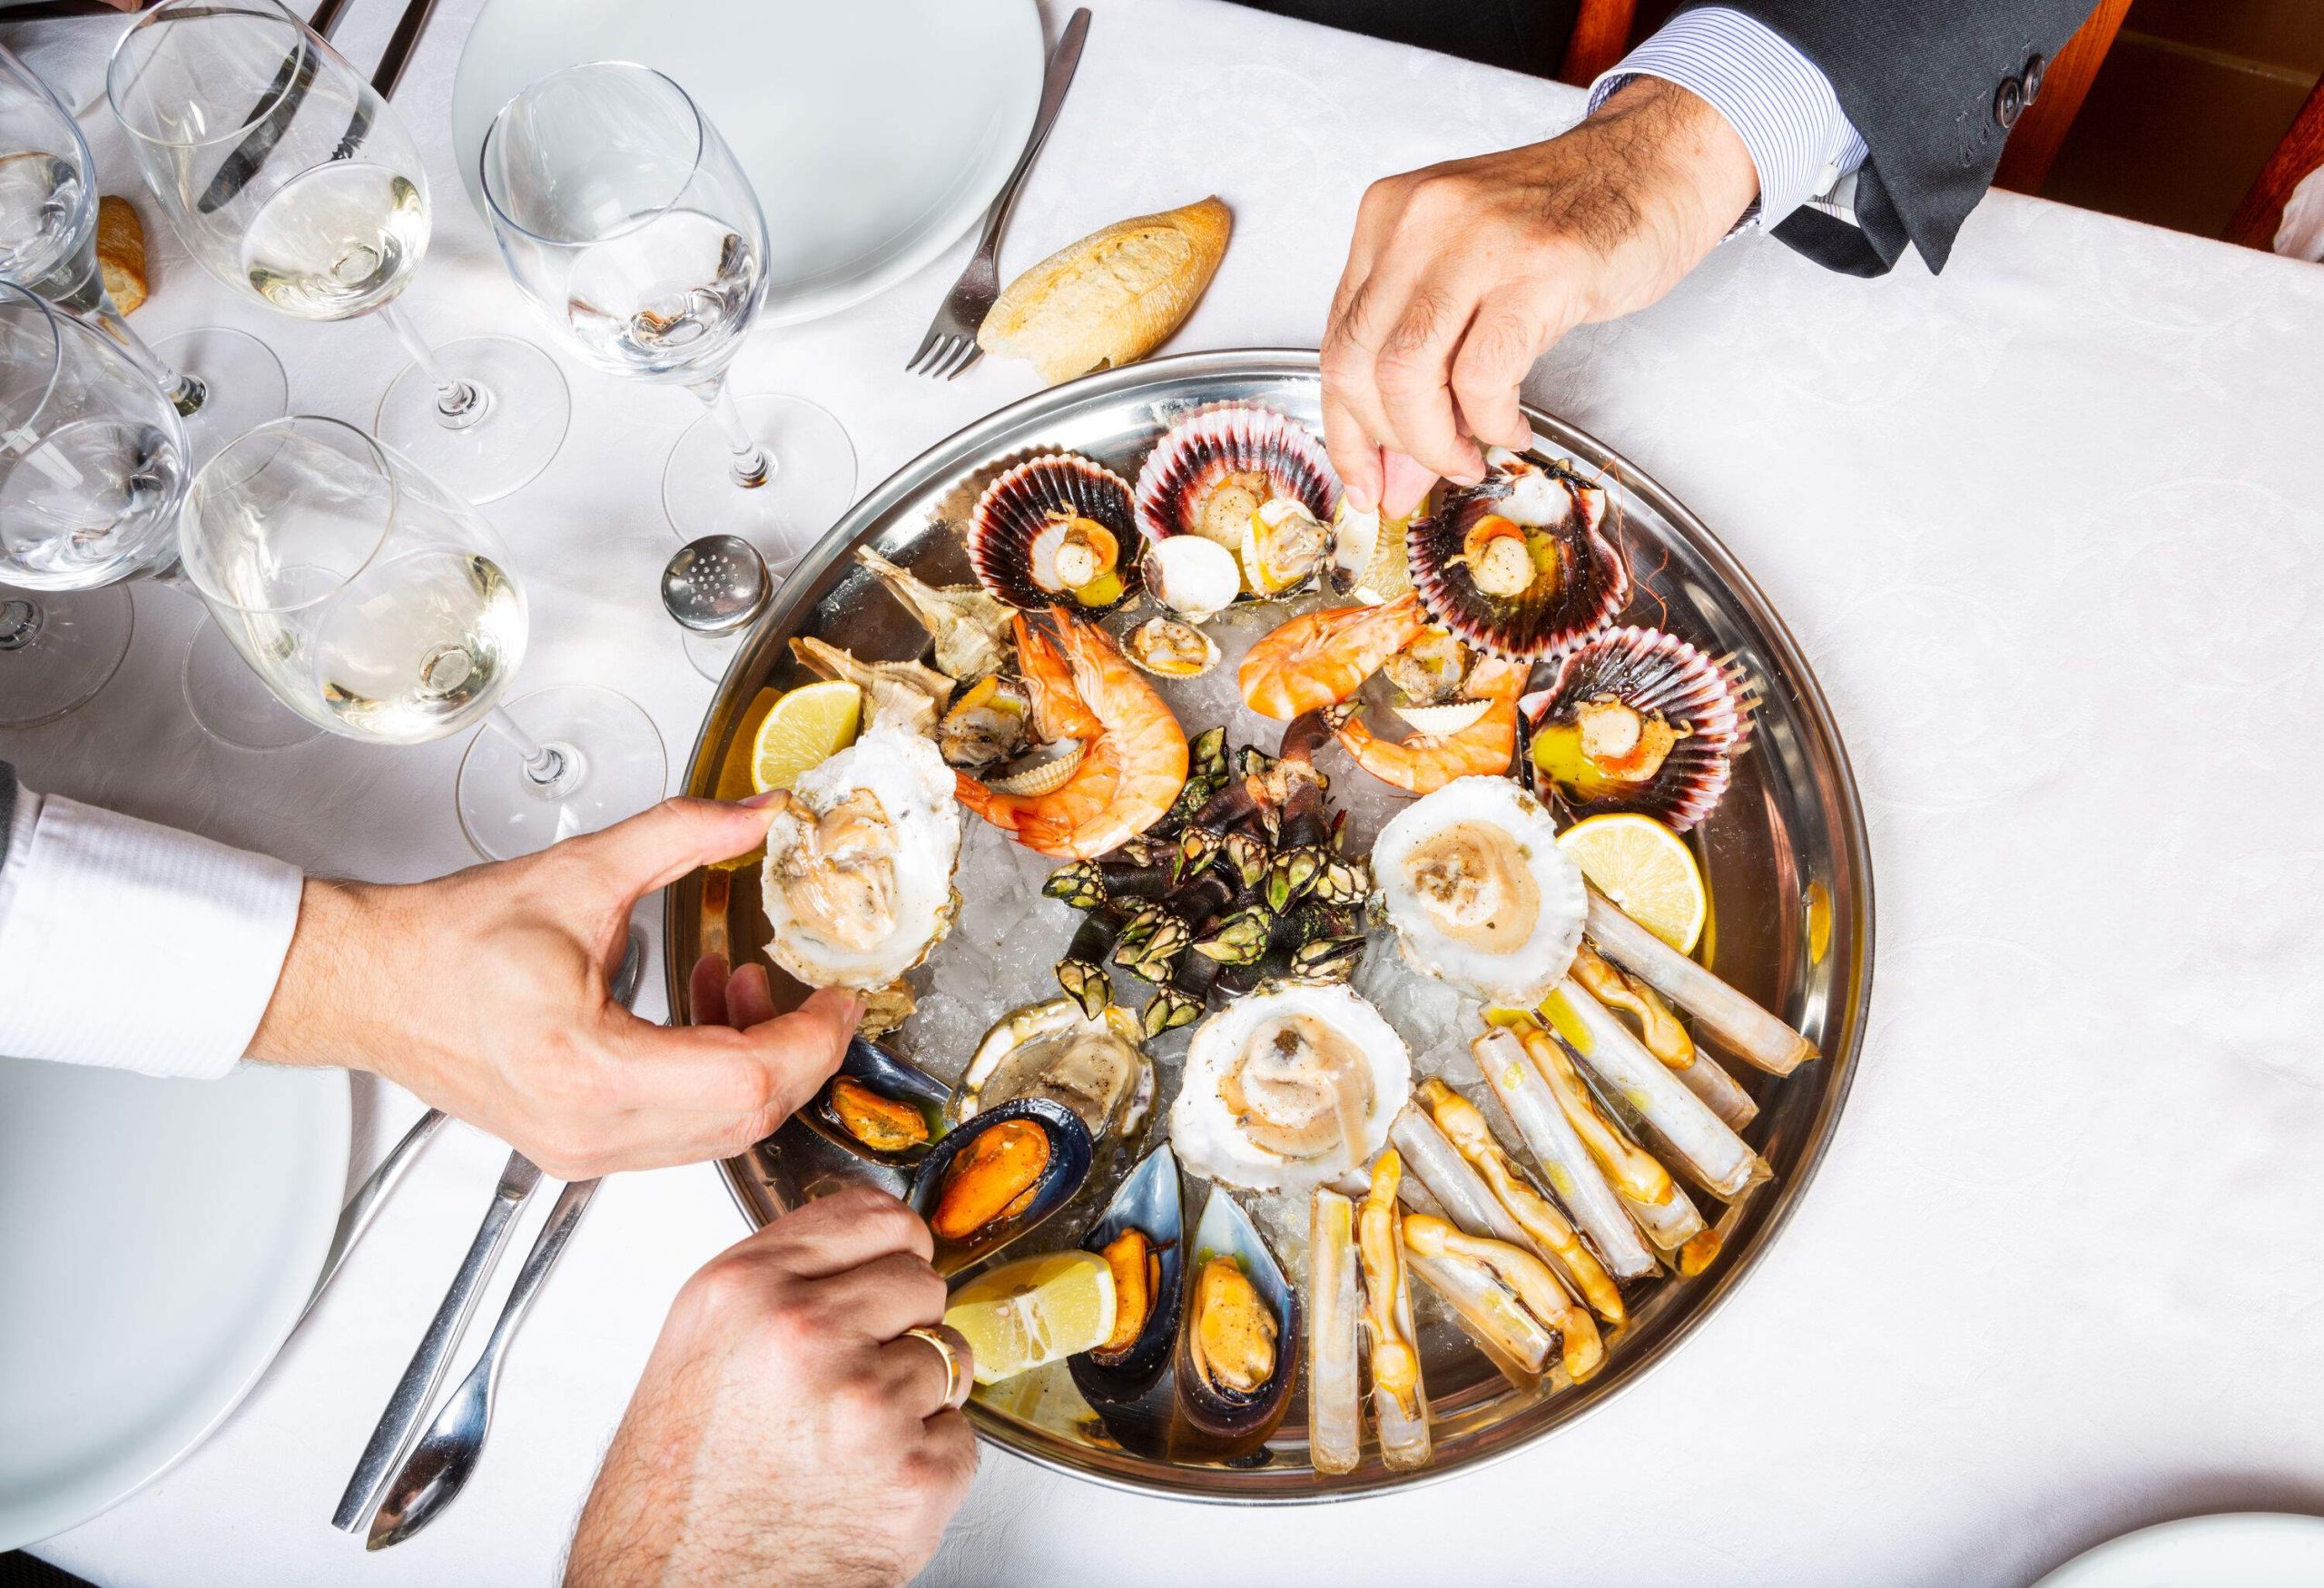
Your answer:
(749, 680), (862, 795)
(1556, 813), (1707, 954)
(942, 1249), (1117, 1386)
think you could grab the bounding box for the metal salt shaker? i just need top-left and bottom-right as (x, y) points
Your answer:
(662, 535), (773, 681)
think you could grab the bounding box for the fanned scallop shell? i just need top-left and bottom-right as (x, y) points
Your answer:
(1132, 401), (1337, 560)
(1520, 626), (1750, 831)
(1409, 460), (1627, 659)
(1391, 697), (1494, 735)
(968, 453), (1141, 614)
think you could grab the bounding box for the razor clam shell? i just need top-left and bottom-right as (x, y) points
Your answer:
(1583, 888), (1817, 1075)
(1617, 1179), (1708, 1254)
(1544, 979), (1769, 1201)
(1170, 1186), (1301, 1462)
(1388, 1104), (1540, 1258)
(800, 1037), (950, 1169)
(1474, 1029), (1659, 1282)
(968, 453), (1141, 613)
(1408, 466), (1628, 660)
(1306, 1188), (1363, 1476)
(1403, 1246), (1552, 1388)
(1665, 1040), (1759, 1131)
(1369, 1196), (1432, 1471)
(1520, 626), (1750, 832)
(909, 1098), (1095, 1277)
(1132, 401), (1337, 550)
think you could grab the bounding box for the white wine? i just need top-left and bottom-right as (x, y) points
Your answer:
(275, 550), (526, 743)
(239, 161), (428, 321)
(562, 207), (761, 381)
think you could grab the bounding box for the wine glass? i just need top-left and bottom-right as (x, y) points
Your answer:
(104, 0), (570, 505)
(478, 62), (855, 568)
(0, 280), (320, 744)
(176, 416), (668, 858)
(0, 43), (284, 469)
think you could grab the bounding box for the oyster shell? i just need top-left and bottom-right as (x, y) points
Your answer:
(968, 453), (1142, 614)
(1372, 775), (1586, 1005)
(1168, 982), (1412, 1193)
(955, 997), (1155, 1147)
(1520, 626), (1750, 833)
(1408, 447), (1626, 659)
(1124, 616), (1220, 679)
(908, 1097), (1095, 1275)
(1133, 401), (1337, 597)
(760, 724), (962, 989)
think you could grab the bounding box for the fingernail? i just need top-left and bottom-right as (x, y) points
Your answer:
(738, 789), (784, 809)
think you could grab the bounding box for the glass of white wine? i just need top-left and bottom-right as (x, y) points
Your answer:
(176, 416), (667, 859)
(479, 62), (855, 569)
(0, 43), (285, 468)
(103, 0), (569, 506)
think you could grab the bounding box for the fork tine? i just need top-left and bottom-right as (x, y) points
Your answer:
(942, 341), (983, 380)
(921, 336), (964, 380)
(905, 326), (947, 376)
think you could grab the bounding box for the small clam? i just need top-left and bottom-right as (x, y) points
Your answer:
(936, 674), (1035, 770)
(1124, 616), (1221, 679)
(956, 997), (1155, 1147)
(1068, 1144), (1186, 1457)
(1169, 1185), (1300, 1464)
(969, 453), (1142, 615)
(1143, 533), (1241, 621)
(983, 739), (1087, 797)
(908, 1098), (1094, 1275)
(800, 1037), (951, 1169)
(1519, 626), (1750, 833)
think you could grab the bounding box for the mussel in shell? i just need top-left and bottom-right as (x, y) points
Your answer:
(908, 1098), (1094, 1275)
(800, 1036), (950, 1168)
(1169, 1186), (1299, 1463)
(968, 453), (1141, 615)
(1068, 1144), (1186, 1456)
(1133, 401), (1337, 598)
(955, 997), (1156, 1147)
(1408, 446), (1626, 659)
(1519, 626), (1750, 833)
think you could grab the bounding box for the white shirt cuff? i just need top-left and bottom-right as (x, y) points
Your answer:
(0, 792), (304, 1079)
(1589, 5), (1869, 231)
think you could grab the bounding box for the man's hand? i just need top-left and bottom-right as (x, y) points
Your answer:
(1322, 77), (1759, 513)
(250, 797), (862, 1179)
(565, 1187), (978, 1588)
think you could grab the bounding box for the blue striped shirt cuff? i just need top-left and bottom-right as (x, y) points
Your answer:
(1588, 5), (1869, 232)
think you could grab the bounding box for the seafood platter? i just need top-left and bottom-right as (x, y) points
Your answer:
(667, 350), (1871, 1500)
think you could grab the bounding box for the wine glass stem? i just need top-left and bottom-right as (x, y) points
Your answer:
(487, 705), (573, 791)
(91, 297), (207, 419)
(694, 376), (774, 489)
(378, 301), (488, 428)
(0, 595), (42, 653)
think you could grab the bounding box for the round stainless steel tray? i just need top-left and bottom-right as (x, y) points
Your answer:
(665, 349), (1873, 1504)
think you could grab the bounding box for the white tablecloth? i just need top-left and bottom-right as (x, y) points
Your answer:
(10, 0), (2324, 1583)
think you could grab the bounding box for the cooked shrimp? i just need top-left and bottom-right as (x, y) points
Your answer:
(956, 608), (1189, 858)
(1237, 591), (1425, 720)
(1008, 612), (1103, 744)
(1334, 656), (1527, 794)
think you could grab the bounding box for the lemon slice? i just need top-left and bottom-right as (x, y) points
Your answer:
(1557, 813), (1706, 954)
(750, 680), (862, 795)
(942, 1249), (1117, 1386)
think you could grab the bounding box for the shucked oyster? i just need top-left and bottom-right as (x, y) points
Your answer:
(1372, 774), (1585, 1005)
(761, 724), (961, 989)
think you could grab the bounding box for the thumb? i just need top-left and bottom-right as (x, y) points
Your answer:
(731, 987), (866, 1133)
(1380, 449), (1439, 519)
(568, 796), (779, 898)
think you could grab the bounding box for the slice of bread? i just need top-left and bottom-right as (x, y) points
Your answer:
(978, 196), (1230, 385)
(95, 195), (147, 315)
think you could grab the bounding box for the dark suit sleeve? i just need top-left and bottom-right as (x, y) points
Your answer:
(0, 763), (15, 868)
(1689, 1), (2096, 275)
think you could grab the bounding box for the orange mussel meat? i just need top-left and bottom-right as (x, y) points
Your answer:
(829, 1078), (931, 1155)
(930, 1119), (1052, 1242)
(1091, 1228), (1159, 1359)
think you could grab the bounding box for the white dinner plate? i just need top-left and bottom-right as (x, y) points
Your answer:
(0, 1056), (350, 1550)
(449, 0), (1044, 326)
(2032, 1513), (2324, 1587)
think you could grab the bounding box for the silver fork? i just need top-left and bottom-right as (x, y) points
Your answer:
(905, 8), (1090, 380)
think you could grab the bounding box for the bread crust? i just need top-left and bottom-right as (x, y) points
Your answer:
(979, 196), (1230, 384)
(95, 195), (147, 316)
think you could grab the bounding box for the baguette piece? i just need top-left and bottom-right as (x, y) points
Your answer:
(95, 195), (147, 315)
(978, 196), (1229, 384)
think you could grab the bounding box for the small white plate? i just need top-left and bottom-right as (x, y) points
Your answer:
(2034, 1513), (2324, 1587)
(449, 0), (1044, 326)
(0, 1056), (350, 1550)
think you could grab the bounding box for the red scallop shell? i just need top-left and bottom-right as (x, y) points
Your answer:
(1519, 626), (1750, 831)
(1409, 465), (1627, 659)
(966, 453), (1141, 614)
(1131, 402), (1337, 549)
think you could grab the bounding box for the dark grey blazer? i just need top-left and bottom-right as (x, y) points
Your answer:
(0, 762), (15, 868)
(1228, 0), (2094, 276)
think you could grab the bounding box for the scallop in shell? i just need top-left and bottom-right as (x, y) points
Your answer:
(1520, 626), (1750, 832)
(1408, 446), (1626, 659)
(1133, 402), (1336, 597)
(1372, 775), (1586, 1005)
(968, 453), (1141, 615)
(760, 724), (962, 990)
(1124, 616), (1221, 679)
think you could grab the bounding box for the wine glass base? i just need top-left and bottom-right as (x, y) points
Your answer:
(662, 392), (856, 571)
(149, 326), (289, 471)
(457, 684), (667, 861)
(181, 615), (322, 751)
(376, 335), (571, 505)
(0, 583), (133, 728)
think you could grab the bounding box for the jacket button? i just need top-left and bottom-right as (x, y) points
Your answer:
(2024, 52), (2047, 103)
(1994, 74), (2024, 129)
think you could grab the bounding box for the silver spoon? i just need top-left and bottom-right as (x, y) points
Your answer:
(662, 534), (772, 682)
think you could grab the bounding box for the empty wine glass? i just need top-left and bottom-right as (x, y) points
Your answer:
(479, 62), (855, 568)
(105, 0), (570, 504)
(0, 43), (284, 469)
(177, 416), (668, 858)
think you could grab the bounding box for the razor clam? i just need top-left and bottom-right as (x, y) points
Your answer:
(1307, 1187), (1363, 1476)
(1571, 944), (1758, 1129)
(909, 1099), (1094, 1276)
(1583, 887), (1818, 1075)
(800, 1037), (950, 1169)
(1360, 1152), (1431, 1470)
(1541, 980), (1769, 1201)
(955, 997), (1155, 1147)
(1473, 1027), (1659, 1282)
(1069, 1145), (1186, 1458)
(1403, 1214), (1603, 1383)
(1170, 1187), (1300, 1465)
(855, 546), (1015, 682)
